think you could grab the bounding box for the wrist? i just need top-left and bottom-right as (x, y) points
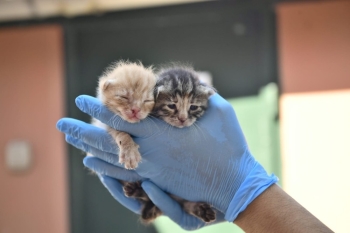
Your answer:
(224, 160), (278, 222)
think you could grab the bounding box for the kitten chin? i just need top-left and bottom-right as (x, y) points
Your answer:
(90, 60), (156, 170)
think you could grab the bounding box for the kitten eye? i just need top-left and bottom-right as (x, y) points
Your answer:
(144, 100), (153, 103)
(190, 105), (198, 110)
(167, 104), (176, 109)
(117, 95), (128, 100)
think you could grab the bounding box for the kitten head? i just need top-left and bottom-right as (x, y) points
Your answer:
(98, 61), (156, 123)
(153, 66), (215, 128)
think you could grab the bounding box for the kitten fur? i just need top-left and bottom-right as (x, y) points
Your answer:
(90, 61), (156, 169)
(152, 65), (215, 127)
(124, 65), (217, 224)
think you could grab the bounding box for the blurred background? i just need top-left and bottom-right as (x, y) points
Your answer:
(0, 0), (349, 232)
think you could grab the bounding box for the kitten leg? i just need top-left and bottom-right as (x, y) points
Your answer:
(108, 128), (141, 169)
(141, 201), (162, 224)
(119, 181), (162, 223)
(171, 195), (216, 223)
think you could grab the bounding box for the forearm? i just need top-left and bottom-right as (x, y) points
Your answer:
(234, 184), (333, 233)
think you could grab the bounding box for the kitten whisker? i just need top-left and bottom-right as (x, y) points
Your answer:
(114, 116), (121, 130)
(109, 114), (119, 127)
(187, 123), (197, 139)
(192, 122), (206, 142)
(142, 117), (153, 137)
(165, 123), (172, 139)
(106, 109), (119, 127)
(145, 116), (162, 137)
(111, 114), (122, 131)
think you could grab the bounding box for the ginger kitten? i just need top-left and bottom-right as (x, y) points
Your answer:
(90, 61), (156, 169)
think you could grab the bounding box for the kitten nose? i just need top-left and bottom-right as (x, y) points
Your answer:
(178, 117), (187, 123)
(131, 108), (140, 115)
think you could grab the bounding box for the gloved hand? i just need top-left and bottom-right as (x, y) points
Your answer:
(56, 93), (278, 230)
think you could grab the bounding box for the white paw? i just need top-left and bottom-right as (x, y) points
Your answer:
(119, 146), (141, 170)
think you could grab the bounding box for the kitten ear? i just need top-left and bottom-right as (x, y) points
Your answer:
(154, 85), (166, 99)
(199, 83), (216, 96)
(102, 79), (116, 91)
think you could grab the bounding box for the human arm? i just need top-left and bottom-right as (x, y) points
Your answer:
(234, 184), (333, 232)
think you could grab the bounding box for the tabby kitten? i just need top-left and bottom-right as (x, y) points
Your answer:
(153, 66), (215, 127)
(90, 61), (156, 169)
(123, 66), (216, 223)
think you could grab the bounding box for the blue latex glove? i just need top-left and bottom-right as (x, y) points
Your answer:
(57, 93), (278, 230)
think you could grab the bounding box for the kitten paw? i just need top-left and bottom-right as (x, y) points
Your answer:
(123, 182), (142, 197)
(119, 147), (141, 169)
(123, 181), (149, 201)
(193, 203), (216, 223)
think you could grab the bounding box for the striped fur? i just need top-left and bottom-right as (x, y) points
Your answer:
(152, 66), (215, 128)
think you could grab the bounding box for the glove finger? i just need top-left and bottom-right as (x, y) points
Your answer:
(75, 95), (166, 137)
(57, 118), (118, 154)
(84, 157), (143, 182)
(141, 181), (205, 231)
(98, 174), (142, 214)
(66, 135), (122, 167)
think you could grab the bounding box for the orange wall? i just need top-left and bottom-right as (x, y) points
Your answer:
(0, 26), (68, 233)
(277, 0), (350, 94)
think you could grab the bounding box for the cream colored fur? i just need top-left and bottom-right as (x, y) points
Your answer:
(90, 61), (156, 169)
